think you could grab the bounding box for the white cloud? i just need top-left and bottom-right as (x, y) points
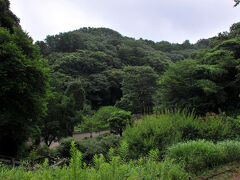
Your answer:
(10, 0), (240, 43)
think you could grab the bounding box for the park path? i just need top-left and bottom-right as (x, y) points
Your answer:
(49, 130), (109, 149)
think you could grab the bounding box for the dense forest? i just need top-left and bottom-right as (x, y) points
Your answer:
(1, 0), (240, 179)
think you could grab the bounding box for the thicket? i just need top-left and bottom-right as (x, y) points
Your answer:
(124, 110), (240, 158)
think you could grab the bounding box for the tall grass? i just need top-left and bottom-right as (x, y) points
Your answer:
(124, 109), (240, 158)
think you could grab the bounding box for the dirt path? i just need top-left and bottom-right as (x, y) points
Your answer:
(49, 130), (109, 148)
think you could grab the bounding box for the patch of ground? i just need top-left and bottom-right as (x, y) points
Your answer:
(195, 162), (240, 180)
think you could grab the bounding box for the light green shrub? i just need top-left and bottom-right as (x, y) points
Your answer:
(93, 106), (122, 129)
(166, 140), (240, 175)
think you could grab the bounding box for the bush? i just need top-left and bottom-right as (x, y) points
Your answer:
(124, 110), (240, 159)
(28, 145), (56, 163)
(217, 140), (240, 163)
(56, 135), (121, 164)
(108, 110), (133, 136)
(166, 140), (223, 174)
(92, 106), (122, 129)
(124, 110), (197, 158)
(56, 137), (77, 158)
(200, 115), (240, 141)
(166, 140), (240, 174)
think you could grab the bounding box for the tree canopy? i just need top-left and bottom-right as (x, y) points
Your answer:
(158, 23), (240, 114)
(0, 4), (50, 155)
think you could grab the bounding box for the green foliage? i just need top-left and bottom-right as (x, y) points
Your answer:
(119, 140), (129, 161)
(108, 110), (133, 136)
(65, 80), (85, 111)
(78, 116), (99, 136)
(37, 26), (198, 112)
(48, 50), (123, 109)
(117, 66), (158, 114)
(0, 146), (189, 180)
(148, 148), (160, 162)
(27, 145), (56, 163)
(0, 0), (19, 32)
(158, 36), (240, 114)
(157, 23), (240, 115)
(69, 142), (82, 179)
(124, 110), (240, 159)
(0, 26), (50, 156)
(166, 140), (240, 175)
(56, 135), (121, 164)
(41, 93), (81, 146)
(92, 106), (121, 129)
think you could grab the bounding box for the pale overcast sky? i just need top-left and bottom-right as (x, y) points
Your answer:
(10, 0), (240, 43)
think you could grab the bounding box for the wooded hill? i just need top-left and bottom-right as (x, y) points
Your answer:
(36, 27), (208, 111)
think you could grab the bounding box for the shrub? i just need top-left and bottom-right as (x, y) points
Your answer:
(200, 115), (240, 141)
(56, 137), (77, 158)
(124, 110), (197, 158)
(217, 140), (240, 162)
(56, 135), (121, 164)
(166, 140), (240, 175)
(28, 145), (56, 163)
(92, 106), (121, 129)
(124, 110), (240, 159)
(108, 110), (133, 136)
(166, 140), (223, 174)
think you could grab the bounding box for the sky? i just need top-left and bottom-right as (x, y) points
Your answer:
(10, 0), (240, 43)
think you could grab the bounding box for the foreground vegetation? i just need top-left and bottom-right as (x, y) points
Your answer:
(2, 111), (240, 179)
(2, 138), (240, 179)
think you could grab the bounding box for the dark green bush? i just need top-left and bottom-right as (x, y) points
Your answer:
(56, 137), (78, 158)
(28, 145), (56, 163)
(200, 115), (240, 141)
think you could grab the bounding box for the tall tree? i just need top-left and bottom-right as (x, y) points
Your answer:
(0, 3), (50, 156)
(116, 66), (158, 114)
